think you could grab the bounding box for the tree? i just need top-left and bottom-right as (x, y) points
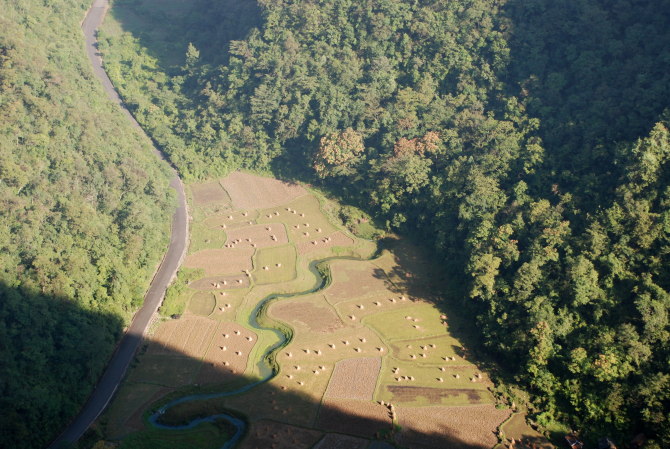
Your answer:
(313, 128), (365, 178)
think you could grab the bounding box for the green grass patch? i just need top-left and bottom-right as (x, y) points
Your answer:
(376, 358), (492, 407)
(188, 220), (227, 254)
(117, 421), (232, 449)
(103, 382), (166, 439)
(364, 304), (445, 341)
(126, 355), (201, 388)
(188, 291), (216, 316)
(161, 268), (205, 318)
(258, 195), (338, 241)
(252, 245), (297, 285)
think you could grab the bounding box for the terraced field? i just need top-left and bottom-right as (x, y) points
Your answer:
(99, 172), (525, 449)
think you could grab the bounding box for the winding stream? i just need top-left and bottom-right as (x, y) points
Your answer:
(146, 255), (378, 448)
(77, 2), (381, 447)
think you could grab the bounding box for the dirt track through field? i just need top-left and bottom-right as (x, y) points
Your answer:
(48, 1), (188, 446)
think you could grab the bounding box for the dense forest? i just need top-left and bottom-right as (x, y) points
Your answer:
(0, 0), (174, 447)
(100, 0), (670, 445)
(1, 0), (668, 447)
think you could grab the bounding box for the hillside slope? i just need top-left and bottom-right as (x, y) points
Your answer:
(0, 1), (175, 447)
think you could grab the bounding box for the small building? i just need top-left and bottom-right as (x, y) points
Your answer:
(565, 434), (585, 449)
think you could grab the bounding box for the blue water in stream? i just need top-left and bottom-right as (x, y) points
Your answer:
(146, 256), (368, 448)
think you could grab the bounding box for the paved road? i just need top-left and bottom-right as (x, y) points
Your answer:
(48, 1), (188, 447)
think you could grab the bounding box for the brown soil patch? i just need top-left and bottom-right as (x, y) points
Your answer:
(197, 322), (257, 384)
(188, 275), (250, 290)
(316, 399), (391, 438)
(221, 172), (307, 210)
(184, 247), (254, 276)
(238, 420), (322, 449)
(270, 298), (344, 333)
(297, 231), (354, 255)
(325, 262), (393, 305)
(203, 212), (256, 230)
(386, 386), (488, 405)
(191, 180), (231, 205)
(146, 316), (217, 359)
(313, 433), (369, 449)
(324, 357), (381, 400)
(148, 320), (177, 355)
(225, 223), (289, 249)
(396, 404), (511, 449)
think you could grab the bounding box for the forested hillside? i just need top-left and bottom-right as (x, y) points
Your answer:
(0, 1), (174, 447)
(83, 0), (670, 446)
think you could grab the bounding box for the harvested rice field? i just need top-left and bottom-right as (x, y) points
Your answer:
(324, 357), (381, 400)
(221, 171), (307, 209)
(188, 291), (217, 316)
(396, 404), (511, 449)
(184, 247), (255, 276)
(269, 294), (344, 333)
(100, 172), (533, 449)
(252, 245), (297, 284)
(313, 433), (370, 449)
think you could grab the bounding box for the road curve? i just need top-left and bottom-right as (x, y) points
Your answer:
(48, 0), (189, 447)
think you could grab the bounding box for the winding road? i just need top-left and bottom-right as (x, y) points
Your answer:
(48, 0), (189, 447)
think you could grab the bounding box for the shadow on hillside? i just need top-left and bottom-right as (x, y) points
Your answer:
(10, 236), (521, 449)
(58, 234), (520, 449)
(0, 282), (125, 449)
(107, 0), (262, 69)
(77, 332), (505, 449)
(375, 236), (506, 374)
(503, 0), (670, 198)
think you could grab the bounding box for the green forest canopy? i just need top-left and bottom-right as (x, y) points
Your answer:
(0, 0), (668, 447)
(100, 0), (670, 445)
(0, 0), (174, 447)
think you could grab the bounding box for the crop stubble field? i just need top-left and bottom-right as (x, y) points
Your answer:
(101, 172), (527, 448)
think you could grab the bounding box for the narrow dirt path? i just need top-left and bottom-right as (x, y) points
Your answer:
(48, 0), (188, 447)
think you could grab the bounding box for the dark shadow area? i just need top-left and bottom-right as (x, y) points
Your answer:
(106, 0), (262, 70)
(0, 282), (125, 449)
(82, 328), (507, 449)
(503, 0), (670, 204)
(375, 237), (507, 376)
